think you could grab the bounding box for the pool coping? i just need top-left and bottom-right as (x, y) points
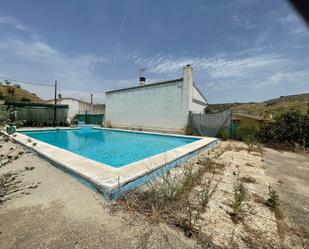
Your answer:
(6, 127), (218, 198)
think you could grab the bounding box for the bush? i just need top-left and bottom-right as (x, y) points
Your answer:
(184, 124), (193, 135)
(234, 125), (258, 152)
(258, 111), (309, 148)
(217, 128), (230, 140)
(20, 97), (31, 102)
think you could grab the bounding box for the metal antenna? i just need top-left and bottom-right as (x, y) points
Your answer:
(139, 66), (146, 78)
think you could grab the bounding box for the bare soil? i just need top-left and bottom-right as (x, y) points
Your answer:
(264, 148), (309, 248)
(0, 136), (308, 249)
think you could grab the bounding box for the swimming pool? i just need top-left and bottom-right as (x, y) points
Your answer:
(22, 127), (199, 167)
(13, 127), (218, 199)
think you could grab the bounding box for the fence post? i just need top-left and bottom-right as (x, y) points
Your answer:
(53, 80), (57, 126)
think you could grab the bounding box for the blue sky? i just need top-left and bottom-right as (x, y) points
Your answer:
(0, 0), (308, 104)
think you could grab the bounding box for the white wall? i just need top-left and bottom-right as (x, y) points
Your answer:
(59, 99), (79, 120)
(105, 79), (189, 132)
(45, 98), (105, 120)
(190, 85), (207, 114)
(104, 65), (207, 133)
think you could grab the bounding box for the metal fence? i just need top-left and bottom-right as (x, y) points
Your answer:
(190, 110), (232, 137)
(5, 101), (69, 126)
(76, 114), (104, 125)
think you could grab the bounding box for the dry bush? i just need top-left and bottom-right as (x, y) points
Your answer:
(230, 168), (246, 223)
(112, 155), (224, 238)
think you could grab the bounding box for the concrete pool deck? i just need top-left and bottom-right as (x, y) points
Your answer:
(8, 127), (218, 199)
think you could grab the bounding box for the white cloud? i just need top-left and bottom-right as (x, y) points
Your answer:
(0, 15), (28, 31)
(127, 50), (309, 97)
(271, 12), (309, 36)
(130, 53), (285, 80)
(0, 38), (108, 100)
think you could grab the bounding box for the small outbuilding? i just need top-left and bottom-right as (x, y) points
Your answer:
(104, 65), (207, 133)
(45, 97), (105, 124)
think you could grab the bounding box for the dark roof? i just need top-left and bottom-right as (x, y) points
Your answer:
(5, 100), (69, 109)
(105, 78), (183, 94)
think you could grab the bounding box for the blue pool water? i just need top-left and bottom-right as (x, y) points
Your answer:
(22, 127), (199, 168)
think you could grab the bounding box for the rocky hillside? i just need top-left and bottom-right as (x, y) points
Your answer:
(206, 93), (309, 118)
(0, 84), (43, 103)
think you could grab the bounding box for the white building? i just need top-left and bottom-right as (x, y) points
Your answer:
(45, 97), (105, 121)
(104, 65), (207, 133)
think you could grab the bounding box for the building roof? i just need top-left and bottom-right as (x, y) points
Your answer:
(105, 78), (183, 94)
(5, 100), (69, 109)
(45, 97), (105, 107)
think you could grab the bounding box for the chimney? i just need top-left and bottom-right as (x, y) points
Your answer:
(139, 77), (146, 86)
(58, 93), (62, 100)
(90, 93), (93, 104)
(182, 64), (194, 112)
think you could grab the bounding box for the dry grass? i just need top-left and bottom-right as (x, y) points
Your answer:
(206, 93), (309, 118)
(110, 154), (225, 239)
(0, 85), (42, 102)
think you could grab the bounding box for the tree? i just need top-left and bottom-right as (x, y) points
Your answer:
(4, 80), (11, 85)
(6, 86), (15, 100)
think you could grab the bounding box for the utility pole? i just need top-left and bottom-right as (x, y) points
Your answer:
(53, 80), (57, 126)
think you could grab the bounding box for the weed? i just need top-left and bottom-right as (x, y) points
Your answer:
(267, 187), (279, 209)
(198, 174), (214, 208)
(184, 125), (193, 135)
(199, 185), (210, 207)
(217, 128), (230, 140)
(105, 120), (112, 128)
(231, 168), (246, 222)
(114, 155), (221, 238)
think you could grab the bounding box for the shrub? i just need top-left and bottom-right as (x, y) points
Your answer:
(258, 111), (309, 148)
(231, 168), (246, 222)
(267, 187), (279, 209)
(20, 97), (31, 102)
(235, 125), (258, 152)
(184, 124), (193, 135)
(216, 128), (230, 140)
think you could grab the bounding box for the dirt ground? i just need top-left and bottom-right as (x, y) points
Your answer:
(0, 137), (308, 249)
(264, 148), (309, 248)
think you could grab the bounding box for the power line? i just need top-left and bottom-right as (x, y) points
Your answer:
(0, 75), (54, 87)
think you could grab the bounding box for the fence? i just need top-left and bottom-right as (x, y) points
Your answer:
(76, 113), (104, 125)
(5, 101), (69, 126)
(190, 110), (232, 137)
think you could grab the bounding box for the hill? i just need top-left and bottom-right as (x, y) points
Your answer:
(206, 93), (309, 118)
(0, 84), (43, 103)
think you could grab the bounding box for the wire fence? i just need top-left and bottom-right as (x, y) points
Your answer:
(189, 110), (232, 137)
